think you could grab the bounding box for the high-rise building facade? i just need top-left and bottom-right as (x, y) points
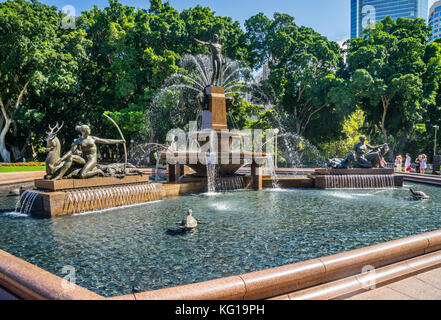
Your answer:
(429, 1), (441, 42)
(351, 0), (428, 38)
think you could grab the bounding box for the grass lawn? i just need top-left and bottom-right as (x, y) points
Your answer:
(0, 166), (46, 173)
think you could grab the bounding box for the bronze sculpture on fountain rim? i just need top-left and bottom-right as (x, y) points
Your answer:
(329, 135), (389, 169)
(45, 123), (125, 180)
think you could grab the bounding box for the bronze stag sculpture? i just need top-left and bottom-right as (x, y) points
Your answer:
(44, 122), (65, 180)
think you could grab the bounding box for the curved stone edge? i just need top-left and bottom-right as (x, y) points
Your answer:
(112, 229), (441, 300)
(0, 249), (104, 300)
(272, 248), (441, 300)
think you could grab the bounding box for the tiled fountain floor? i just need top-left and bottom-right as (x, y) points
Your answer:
(346, 267), (441, 300)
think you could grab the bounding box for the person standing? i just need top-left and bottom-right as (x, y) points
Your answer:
(420, 154), (427, 175)
(395, 155), (403, 172)
(405, 154), (412, 172)
(415, 155), (421, 174)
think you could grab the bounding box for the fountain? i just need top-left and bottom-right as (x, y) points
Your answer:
(17, 35), (403, 219)
(159, 36), (268, 192)
(1, 32), (426, 303)
(155, 36), (403, 192)
(160, 84), (266, 191)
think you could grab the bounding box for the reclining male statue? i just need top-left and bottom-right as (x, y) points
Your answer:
(328, 136), (389, 169)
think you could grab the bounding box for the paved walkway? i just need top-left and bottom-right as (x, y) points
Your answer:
(396, 172), (441, 186)
(0, 171), (45, 186)
(347, 267), (441, 300)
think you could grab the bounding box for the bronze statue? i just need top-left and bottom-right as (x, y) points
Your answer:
(352, 136), (381, 168)
(53, 124), (125, 180)
(44, 122), (64, 179)
(365, 143), (389, 168)
(329, 136), (388, 169)
(195, 34), (224, 85)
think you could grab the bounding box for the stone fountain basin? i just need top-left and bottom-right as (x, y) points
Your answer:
(2, 184), (441, 298)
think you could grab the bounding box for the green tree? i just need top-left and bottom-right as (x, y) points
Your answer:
(245, 13), (346, 143)
(319, 109), (367, 158)
(0, 0), (90, 161)
(346, 16), (441, 152)
(0, 0), (58, 161)
(75, 0), (248, 149)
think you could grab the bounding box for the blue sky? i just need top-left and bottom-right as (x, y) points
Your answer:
(6, 0), (440, 42)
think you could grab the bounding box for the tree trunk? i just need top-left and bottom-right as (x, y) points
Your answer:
(380, 96), (390, 144)
(11, 145), (22, 162)
(0, 116), (12, 162)
(10, 131), (32, 161)
(0, 82), (29, 163)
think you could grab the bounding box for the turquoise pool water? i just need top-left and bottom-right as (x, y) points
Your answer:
(0, 183), (440, 297)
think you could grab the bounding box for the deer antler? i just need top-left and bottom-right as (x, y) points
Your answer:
(47, 121), (64, 135)
(55, 121), (64, 133)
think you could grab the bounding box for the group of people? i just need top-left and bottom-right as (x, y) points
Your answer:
(394, 154), (428, 174)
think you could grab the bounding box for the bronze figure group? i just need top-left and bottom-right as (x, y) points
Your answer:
(329, 136), (389, 169)
(45, 122), (125, 180)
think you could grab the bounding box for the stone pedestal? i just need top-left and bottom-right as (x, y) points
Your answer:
(23, 177), (163, 218)
(205, 86), (227, 130)
(433, 155), (440, 174)
(35, 175), (150, 191)
(314, 168), (394, 175)
(251, 163), (262, 190)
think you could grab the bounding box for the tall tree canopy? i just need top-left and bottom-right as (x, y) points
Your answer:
(245, 13), (348, 144)
(345, 16), (441, 153)
(0, 0), (249, 161)
(0, 0), (87, 161)
(1, 0), (441, 162)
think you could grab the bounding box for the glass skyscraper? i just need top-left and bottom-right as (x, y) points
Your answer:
(429, 1), (441, 42)
(351, 0), (428, 38)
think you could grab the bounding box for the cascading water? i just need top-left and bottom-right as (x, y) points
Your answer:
(62, 183), (162, 215)
(263, 154), (280, 189)
(215, 176), (246, 191)
(206, 153), (217, 193)
(15, 190), (40, 215)
(324, 175), (395, 189)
